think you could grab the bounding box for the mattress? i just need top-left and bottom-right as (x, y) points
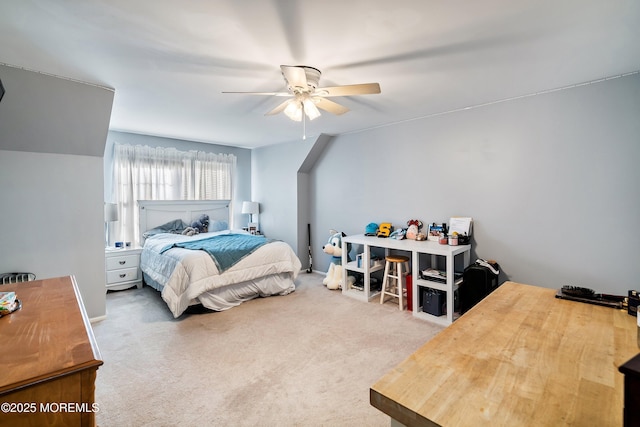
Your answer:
(141, 230), (301, 317)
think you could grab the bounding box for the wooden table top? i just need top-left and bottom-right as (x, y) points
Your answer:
(0, 276), (102, 394)
(371, 281), (639, 426)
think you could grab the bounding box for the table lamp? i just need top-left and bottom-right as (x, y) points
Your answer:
(241, 201), (259, 233)
(104, 202), (118, 248)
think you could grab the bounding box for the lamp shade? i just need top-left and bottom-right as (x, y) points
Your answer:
(104, 203), (118, 222)
(284, 100), (303, 122)
(241, 201), (259, 215)
(303, 98), (321, 120)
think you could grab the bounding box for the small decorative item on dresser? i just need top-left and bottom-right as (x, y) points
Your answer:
(0, 291), (21, 316)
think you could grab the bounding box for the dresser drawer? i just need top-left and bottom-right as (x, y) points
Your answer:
(106, 267), (140, 285)
(106, 254), (140, 271)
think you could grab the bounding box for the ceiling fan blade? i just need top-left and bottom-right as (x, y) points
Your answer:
(265, 99), (292, 116)
(222, 91), (291, 97)
(315, 83), (380, 97)
(314, 98), (350, 115)
(281, 65), (308, 90)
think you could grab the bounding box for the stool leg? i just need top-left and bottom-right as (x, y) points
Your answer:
(397, 262), (404, 310)
(404, 261), (410, 301)
(380, 260), (391, 304)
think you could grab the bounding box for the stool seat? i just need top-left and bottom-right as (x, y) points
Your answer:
(380, 255), (410, 310)
(386, 255), (409, 264)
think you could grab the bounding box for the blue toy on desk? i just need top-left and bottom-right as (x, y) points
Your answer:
(321, 230), (355, 290)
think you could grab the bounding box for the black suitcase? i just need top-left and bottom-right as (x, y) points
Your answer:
(459, 260), (500, 314)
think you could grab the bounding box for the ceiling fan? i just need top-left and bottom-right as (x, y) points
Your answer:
(223, 65), (380, 137)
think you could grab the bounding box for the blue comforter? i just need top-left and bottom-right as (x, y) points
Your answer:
(160, 233), (271, 273)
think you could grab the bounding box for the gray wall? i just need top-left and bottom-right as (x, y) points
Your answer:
(0, 151), (105, 313)
(255, 72), (640, 295)
(104, 131), (252, 228)
(0, 64), (113, 319)
(252, 137), (316, 253)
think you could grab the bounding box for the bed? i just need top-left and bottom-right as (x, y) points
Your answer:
(138, 200), (301, 317)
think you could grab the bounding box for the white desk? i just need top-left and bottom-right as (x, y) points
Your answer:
(342, 234), (471, 325)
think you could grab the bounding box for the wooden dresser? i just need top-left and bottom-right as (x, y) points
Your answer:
(371, 281), (640, 426)
(0, 276), (103, 427)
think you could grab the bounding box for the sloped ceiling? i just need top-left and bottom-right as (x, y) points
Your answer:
(1, 1), (639, 148)
(0, 64), (114, 157)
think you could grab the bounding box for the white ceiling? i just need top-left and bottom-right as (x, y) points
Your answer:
(1, 1), (639, 149)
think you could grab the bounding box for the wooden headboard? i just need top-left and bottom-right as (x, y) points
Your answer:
(138, 200), (231, 242)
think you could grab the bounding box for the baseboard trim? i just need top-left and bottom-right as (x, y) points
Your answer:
(90, 314), (107, 323)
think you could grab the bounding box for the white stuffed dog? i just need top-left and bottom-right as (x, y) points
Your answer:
(322, 230), (355, 290)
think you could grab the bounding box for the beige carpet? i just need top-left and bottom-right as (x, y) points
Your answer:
(92, 273), (443, 427)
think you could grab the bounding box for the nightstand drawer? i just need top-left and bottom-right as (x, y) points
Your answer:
(106, 267), (140, 285)
(106, 254), (140, 271)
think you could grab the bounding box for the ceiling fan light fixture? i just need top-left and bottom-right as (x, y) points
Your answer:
(284, 100), (303, 122)
(223, 65), (380, 132)
(303, 98), (321, 120)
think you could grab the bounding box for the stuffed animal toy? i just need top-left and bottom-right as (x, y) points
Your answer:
(322, 230), (346, 263)
(182, 226), (199, 236)
(389, 228), (406, 240)
(322, 230), (355, 290)
(191, 214), (210, 233)
(405, 219), (423, 240)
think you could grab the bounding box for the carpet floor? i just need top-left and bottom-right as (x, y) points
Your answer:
(92, 273), (443, 427)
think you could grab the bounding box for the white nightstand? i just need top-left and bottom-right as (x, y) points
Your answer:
(105, 247), (143, 291)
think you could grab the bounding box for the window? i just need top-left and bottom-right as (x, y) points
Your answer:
(112, 143), (236, 245)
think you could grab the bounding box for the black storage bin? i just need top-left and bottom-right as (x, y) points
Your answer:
(459, 261), (500, 314)
(422, 288), (445, 316)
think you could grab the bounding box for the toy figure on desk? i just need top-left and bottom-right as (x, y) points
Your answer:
(322, 230), (356, 290)
(406, 219), (423, 240)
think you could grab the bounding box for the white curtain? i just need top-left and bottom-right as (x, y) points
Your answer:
(112, 143), (236, 246)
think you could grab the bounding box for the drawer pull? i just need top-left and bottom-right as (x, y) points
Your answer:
(119, 260), (126, 265)
(119, 273), (126, 278)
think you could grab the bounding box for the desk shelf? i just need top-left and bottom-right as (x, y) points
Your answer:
(343, 249), (385, 302)
(342, 234), (471, 326)
(343, 260), (384, 302)
(345, 260), (364, 274)
(415, 276), (463, 292)
(342, 287), (382, 302)
(344, 260), (385, 275)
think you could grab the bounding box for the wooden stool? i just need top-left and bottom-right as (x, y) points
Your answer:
(380, 255), (410, 310)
